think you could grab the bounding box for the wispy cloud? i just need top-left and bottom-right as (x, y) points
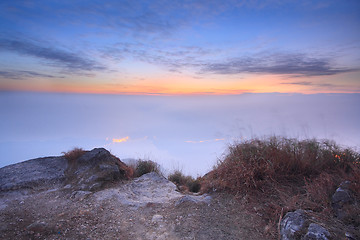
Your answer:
(102, 42), (213, 73)
(102, 42), (356, 77)
(113, 136), (129, 143)
(0, 38), (106, 73)
(201, 52), (355, 77)
(280, 81), (348, 91)
(185, 138), (225, 143)
(0, 70), (61, 80)
(281, 81), (313, 86)
(280, 81), (360, 92)
(51, 1), (188, 38)
(281, 81), (335, 87)
(0, 0), (226, 41)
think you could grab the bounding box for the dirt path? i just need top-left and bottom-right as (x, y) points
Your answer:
(0, 173), (269, 240)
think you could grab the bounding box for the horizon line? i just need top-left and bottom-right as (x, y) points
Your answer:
(1, 89), (360, 97)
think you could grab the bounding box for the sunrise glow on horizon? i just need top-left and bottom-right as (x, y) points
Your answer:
(1, 73), (359, 96)
(0, 1), (359, 95)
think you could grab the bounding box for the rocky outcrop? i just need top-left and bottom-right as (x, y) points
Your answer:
(280, 209), (331, 240)
(0, 148), (132, 193)
(0, 150), (271, 240)
(331, 181), (359, 240)
(331, 181), (354, 220)
(303, 223), (330, 240)
(280, 209), (308, 240)
(64, 148), (132, 191)
(94, 172), (183, 208)
(0, 156), (68, 191)
(280, 179), (360, 240)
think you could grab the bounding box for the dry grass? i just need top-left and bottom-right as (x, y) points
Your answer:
(62, 147), (86, 164)
(131, 159), (161, 178)
(168, 170), (201, 193)
(62, 148), (86, 180)
(201, 136), (360, 238)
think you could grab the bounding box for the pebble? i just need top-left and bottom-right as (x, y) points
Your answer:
(152, 214), (164, 223)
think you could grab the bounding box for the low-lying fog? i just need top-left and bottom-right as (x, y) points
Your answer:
(1, 92), (359, 176)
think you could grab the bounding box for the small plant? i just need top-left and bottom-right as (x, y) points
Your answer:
(133, 159), (161, 177)
(168, 170), (201, 193)
(187, 179), (201, 193)
(168, 170), (187, 185)
(62, 147), (86, 179)
(62, 147), (86, 163)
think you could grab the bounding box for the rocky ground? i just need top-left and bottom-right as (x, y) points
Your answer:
(0, 149), (269, 240)
(0, 174), (267, 240)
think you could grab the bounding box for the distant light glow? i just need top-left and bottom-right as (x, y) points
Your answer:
(113, 136), (129, 143)
(185, 138), (225, 144)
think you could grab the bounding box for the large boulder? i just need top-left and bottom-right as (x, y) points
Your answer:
(94, 172), (183, 208)
(64, 148), (133, 191)
(280, 210), (331, 240)
(0, 156), (67, 191)
(303, 223), (330, 240)
(0, 148), (132, 193)
(280, 209), (308, 240)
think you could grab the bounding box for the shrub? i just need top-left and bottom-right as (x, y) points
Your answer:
(204, 137), (359, 193)
(187, 179), (201, 193)
(168, 170), (186, 185)
(202, 136), (360, 238)
(62, 147), (86, 164)
(168, 170), (201, 193)
(133, 159), (161, 177)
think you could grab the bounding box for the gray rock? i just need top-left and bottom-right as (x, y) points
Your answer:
(0, 148), (132, 193)
(175, 194), (212, 206)
(281, 210), (333, 240)
(89, 182), (104, 191)
(27, 221), (47, 233)
(63, 148), (132, 191)
(303, 223), (330, 240)
(175, 195), (199, 206)
(136, 172), (169, 184)
(94, 172), (183, 208)
(70, 190), (92, 201)
(151, 214), (164, 223)
(0, 156), (67, 191)
(280, 209), (308, 240)
(202, 195), (212, 204)
(331, 181), (354, 219)
(345, 231), (358, 240)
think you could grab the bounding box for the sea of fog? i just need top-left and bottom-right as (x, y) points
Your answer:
(1, 92), (359, 176)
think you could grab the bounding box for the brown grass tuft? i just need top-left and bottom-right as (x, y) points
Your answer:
(201, 136), (360, 238)
(62, 147), (86, 164)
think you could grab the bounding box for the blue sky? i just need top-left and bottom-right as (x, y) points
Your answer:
(0, 0), (359, 94)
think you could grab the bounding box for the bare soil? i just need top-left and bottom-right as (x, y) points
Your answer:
(0, 173), (270, 240)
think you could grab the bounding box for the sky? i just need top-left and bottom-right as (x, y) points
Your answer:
(0, 1), (360, 176)
(0, 0), (359, 94)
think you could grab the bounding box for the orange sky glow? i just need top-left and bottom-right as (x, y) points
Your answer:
(1, 72), (359, 95)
